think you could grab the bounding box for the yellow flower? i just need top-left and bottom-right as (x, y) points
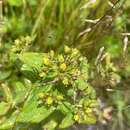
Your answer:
(64, 45), (71, 53)
(46, 97), (53, 105)
(14, 39), (20, 45)
(72, 48), (79, 56)
(56, 95), (64, 101)
(58, 55), (64, 62)
(25, 36), (32, 45)
(74, 114), (80, 121)
(60, 63), (67, 71)
(62, 77), (69, 85)
(79, 57), (83, 61)
(83, 114), (97, 124)
(71, 68), (79, 75)
(39, 72), (46, 77)
(43, 57), (51, 66)
(50, 50), (54, 57)
(85, 108), (92, 114)
(37, 93), (45, 98)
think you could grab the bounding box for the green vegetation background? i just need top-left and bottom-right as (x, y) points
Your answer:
(1, 0), (130, 130)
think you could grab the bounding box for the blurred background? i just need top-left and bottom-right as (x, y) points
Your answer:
(1, 0), (130, 129)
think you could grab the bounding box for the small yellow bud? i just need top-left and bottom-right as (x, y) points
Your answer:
(74, 114), (80, 121)
(79, 57), (83, 61)
(72, 48), (79, 56)
(37, 93), (45, 98)
(62, 77), (69, 85)
(60, 63), (67, 71)
(50, 50), (54, 57)
(39, 72), (46, 77)
(71, 69), (79, 75)
(25, 36), (32, 45)
(85, 108), (92, 114)
(14, 39), (20, 45)
(64, 45), (71, 53)
(56, 95), (64, 101)
(43, 57), (51, 66)
(46, 97), (53, 105)
(58, 55), (64, 62)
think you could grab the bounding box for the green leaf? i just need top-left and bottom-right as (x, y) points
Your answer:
(17, 87), (55, 123)
(67, 89), (74, 96)
(0, 70), (12, 81)
(43, 120), (58, 130)
(58, 102), (73, 114)
(85, 85), (96, 99)
(58, 104), (70, 114)
(41, 84), (53, 93)
(0, 102), (10, 116)
(80, 59), (89, 79)
(82, 114), (97, 124)
(17, 106), (55, 123)
(19, 52), (44, 71)
(46, 70), (58, 79)
(20, 64), (38, 81)
(2, 84), (13, 103)
(9, 52), (19, 63)
(59, 113), (74, 129)
(75, 78), (87, 90)
(0, 111), (19, 130)
(12, 82), (29, 104)
(18, 53), (44, 80)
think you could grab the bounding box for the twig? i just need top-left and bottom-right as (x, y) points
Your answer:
(95, 46), (105, 65)
(78, 0), (120, 37)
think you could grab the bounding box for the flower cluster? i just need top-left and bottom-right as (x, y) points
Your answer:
(11, 36), (32, 53)
(4, 44), (99, 129)
(35, 46), (98, 124)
